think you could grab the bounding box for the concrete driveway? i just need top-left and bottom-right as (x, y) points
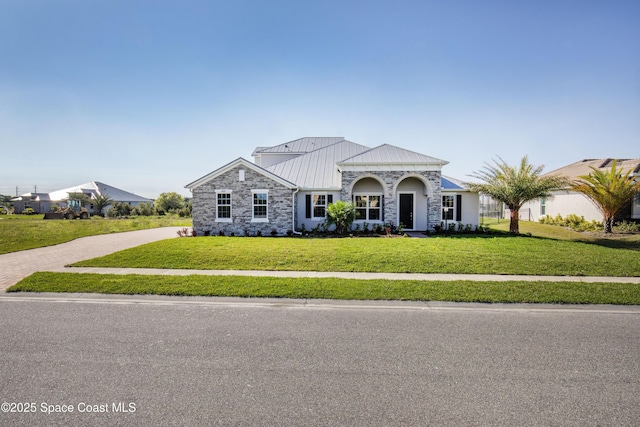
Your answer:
(0, 227), (182, 291)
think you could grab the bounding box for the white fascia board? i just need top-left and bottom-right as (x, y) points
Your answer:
(441, 188), (472, 193)
(297, 186), (341, 192)
(337, 163), (444, 172)
(185, 157), (298, 190)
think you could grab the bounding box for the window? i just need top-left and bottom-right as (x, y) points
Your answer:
(312, 193), (327, 219)
(216, 191), (232, 222)
(252, 190), (268, 221)
(442, 195), (454, 220)
(355, 194), (381, 221)
(540, 197), (546, 216)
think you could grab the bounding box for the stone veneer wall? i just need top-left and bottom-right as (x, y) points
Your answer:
(191, 165), (294, 236)
(341, 170), (442, 230)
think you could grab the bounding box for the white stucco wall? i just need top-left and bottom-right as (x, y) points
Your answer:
(522, 190), (603, 222)
(296, 191), (342, 231)
(459, 192), (480, 226)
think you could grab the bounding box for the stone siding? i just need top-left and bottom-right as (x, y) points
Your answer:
(341, 170), (442, 230)
(192, 166), (294, 236)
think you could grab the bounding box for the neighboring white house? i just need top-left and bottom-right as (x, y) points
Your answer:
(11, 181), (153, 214)
(520, 158), (640, 222)
(186, 137), (479, 235)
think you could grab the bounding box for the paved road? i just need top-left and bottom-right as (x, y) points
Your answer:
(0, 295), (638, 426)
(0, 227), (182, 291)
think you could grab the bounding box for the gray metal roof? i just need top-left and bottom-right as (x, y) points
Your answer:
(37, 182), (153, 203)
(338, 144), (448, 165)
(267, 140), (369, 189)
(252, 137), (345, 155)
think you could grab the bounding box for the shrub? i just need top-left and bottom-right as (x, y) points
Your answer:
(107, 202), (132, 218)
(539, 214), (602, 232)
(614, 221), (640, 233)
(131, 202), (154, 216)
(325, 201), (356, 235)
(176, 228), (196, 237)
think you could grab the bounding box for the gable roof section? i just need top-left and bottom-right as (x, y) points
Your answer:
(185, 157), (297, 190)
(252, 137), (345, 156)
(545, 158), (640, 179)
(266, 140), (370, 189)
(338, 144), (448, 166)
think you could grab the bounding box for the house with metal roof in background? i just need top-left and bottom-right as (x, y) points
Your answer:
(519, 158), (640, 222)
(11, 181), (153, 215)
(185, 137), (479, 236)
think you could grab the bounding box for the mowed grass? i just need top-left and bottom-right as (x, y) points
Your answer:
(72, 232), (640, 276)
(9, 272), (640, 304)
(0, 215), (191, 254)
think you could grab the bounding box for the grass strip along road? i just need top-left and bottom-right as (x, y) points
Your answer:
(9, 272), (640, 305)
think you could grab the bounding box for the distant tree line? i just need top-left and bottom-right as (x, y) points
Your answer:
(106, 192), (191, 218)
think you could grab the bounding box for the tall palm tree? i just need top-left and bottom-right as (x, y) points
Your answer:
(467, 156), (570, 234)
(572, 160), (640, 233)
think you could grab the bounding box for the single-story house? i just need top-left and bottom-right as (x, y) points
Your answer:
(185, 137), (479, 236)
(520, 158), (640, 222)
(11, 181), (153, 214)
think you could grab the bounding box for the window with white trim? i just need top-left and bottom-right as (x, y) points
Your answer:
(540, 197), (546, 216)
(355, 194), (381, 221)
(252, 190), (268, 221)
(312, 193), (327, 219)
(442, 195), (454, 220)
(216, 191), (232, 222)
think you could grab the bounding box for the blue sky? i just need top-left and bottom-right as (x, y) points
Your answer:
(1, 0), (638, 198)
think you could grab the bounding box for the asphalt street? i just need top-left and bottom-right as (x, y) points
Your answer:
(0, 295), (638, 426)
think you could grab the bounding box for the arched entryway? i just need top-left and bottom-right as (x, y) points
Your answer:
(395, 176), (430, 230)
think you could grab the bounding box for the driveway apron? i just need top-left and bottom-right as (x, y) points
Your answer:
(0, 227), (182, 291)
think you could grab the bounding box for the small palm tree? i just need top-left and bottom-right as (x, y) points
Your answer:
(92, 193), (113, 217)
(325, 200), (356, 235)
(572, 160), (640, 233)
(467, 156), (570, 234)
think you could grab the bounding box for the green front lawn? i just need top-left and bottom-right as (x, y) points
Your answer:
(72, 232), (640, 277)
(9, 272), (640, 304)
(0, 215), (191, 254)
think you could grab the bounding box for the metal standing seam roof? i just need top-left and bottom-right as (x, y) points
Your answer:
(545, 158), (640, 179)
(266, 140), (370, 189)
(252, 137), (345, 155)
(46, 181), (153, 202)
(338, 144), (449, 165)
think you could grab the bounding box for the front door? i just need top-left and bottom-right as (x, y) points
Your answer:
(399, 193), (414, 229)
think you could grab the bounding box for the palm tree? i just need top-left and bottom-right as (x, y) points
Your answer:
(571, 160), (640, 233)
(467, 156), (570, 234)
(325, 201), (356, 235)
(91, 193), (113, 217)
